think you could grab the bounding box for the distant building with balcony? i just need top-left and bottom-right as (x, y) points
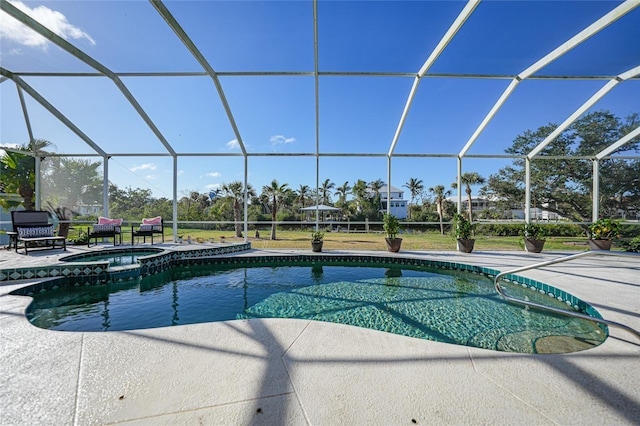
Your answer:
(368, 185), (408, 219)
(447, 195), (564, 220)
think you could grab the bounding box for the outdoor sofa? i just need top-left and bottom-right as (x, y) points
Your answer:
(10, 210), (66, 255)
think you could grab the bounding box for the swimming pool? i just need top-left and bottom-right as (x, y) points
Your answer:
(24, 259), (606, 354)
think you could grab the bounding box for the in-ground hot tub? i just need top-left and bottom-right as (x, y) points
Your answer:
(60, 247), (164, 267)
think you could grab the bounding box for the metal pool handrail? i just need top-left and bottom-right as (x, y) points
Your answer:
(493, 250), (640, 341)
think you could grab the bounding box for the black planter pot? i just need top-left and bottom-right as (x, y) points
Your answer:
(524, 238), (545, 253)
(311, 241), (323, 252)
(456, 238), (475, 253)
(385, 238), (402, 253)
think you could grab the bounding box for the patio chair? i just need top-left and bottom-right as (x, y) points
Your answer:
(88, 217), (123, 247)
(132, 216), (164, 245)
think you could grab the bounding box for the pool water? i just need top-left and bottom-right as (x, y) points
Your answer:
(26, 263), (606, 354)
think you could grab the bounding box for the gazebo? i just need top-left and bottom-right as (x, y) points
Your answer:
(299, 204), (342, 222)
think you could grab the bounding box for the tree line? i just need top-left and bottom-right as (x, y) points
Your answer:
(2, 110), (638, 239)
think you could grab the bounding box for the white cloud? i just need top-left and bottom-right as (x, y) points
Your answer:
(0, 144), (21, 157)
(0, 0), (95, 50)
(270, 135), (296, 147)
(205, 183), (222, 190)
(0, 143), (21, 150)
(145, 174), (157, 180)
(205, 172), (221, 178)
(130, 163), (156, 172)
(6, 48), (23, 56)
(225, 139), (239, 150)
(177, 170), (184, 176)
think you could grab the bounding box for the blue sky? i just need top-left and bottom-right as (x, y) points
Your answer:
(1, 0), (639, 202)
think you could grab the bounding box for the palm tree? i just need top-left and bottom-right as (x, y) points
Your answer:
(351, 179), (369, 214)
(403, 178), (424, 219)
(369, 178), (384, 213)
(452, 172), (486, 221)
(335, 181), (351, 220)
(429, 184), (451, 235)
(256, 193), (271, 215)
(319, 178), (335, 205)
(262, 179), (289, 240)
(222, 181), (256, 237)
(297, 184), (311, 208)
(0, 139), (52, 210)
(43, 157), (103, 210)
(368, 179), (384, 196)
(335, 181), (351, 204)
(282, 187), (297, 216)
(352, 179), (368, 200)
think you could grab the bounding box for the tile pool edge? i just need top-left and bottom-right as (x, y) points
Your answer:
(0, 243), (252, 284)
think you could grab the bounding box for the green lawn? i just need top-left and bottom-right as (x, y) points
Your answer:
(62, 225), (596, 251)
(168, 228), (593, 251)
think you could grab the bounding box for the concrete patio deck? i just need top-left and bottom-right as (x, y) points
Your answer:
(1, 245), (639, 425)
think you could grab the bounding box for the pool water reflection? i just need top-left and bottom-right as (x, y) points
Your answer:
(25, 262), (606, 354)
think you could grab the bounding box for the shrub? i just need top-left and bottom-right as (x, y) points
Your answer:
(522, 223), (548, 240)
(616, 235), (640, 252)
(452, 213), (475, 239)
(476, 223), (584, 237)
(476, 224), (520, 236)
(383, 213), (401, 239)
(589, 218), (621, 240)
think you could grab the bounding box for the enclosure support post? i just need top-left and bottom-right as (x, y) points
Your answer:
(313, 0), (320, 232)
(456, 157), (462, 214)
(103, 156), (109, 218)
(387, 156), (392, 214)
(173, 156), (178, 242)
(592, 159), (600, 222)
(244, 155), (248, 243)
(315, 154), (320, 230)
(525, 157), (531, 223)
(34, 156), (41, 210)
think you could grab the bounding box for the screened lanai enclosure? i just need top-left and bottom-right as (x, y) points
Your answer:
(1, 0), (639, 243)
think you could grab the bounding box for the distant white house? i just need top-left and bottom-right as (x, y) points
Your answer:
(447, 195), (497, 213)
(77, 204), (102, 216)
(368, 184), (408, 219)
(447, 195), (564, 220)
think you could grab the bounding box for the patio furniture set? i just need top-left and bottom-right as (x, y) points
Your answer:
(9, 211), (164, 255)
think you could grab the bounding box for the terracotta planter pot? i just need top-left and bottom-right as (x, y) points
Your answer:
(311, 241), (323, 252)
(588, 239), (612, 250)
(456, 238), (475, 253)
(385, 237), (402, 253)
(524, 238), (545, 253)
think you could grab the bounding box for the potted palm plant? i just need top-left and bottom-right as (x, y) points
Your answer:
(522, 223), (547, 253)
(383, 213), (402, 252)
(311, 230), (324, 252)
(46, 203), (76, 238)
(453, 212), (475, 253)
(588, 218), (620, 250)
